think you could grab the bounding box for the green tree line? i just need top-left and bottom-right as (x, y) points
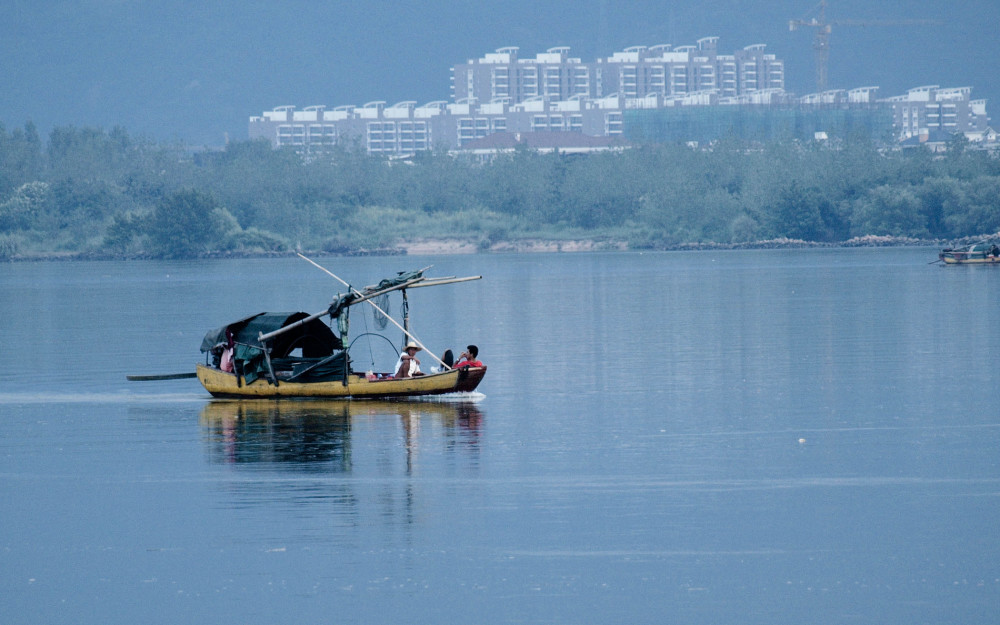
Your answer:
(1, 122), (998, 260)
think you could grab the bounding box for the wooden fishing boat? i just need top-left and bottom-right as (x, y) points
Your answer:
(193, 259), (486, 399)
(938, 242), (1000, 265)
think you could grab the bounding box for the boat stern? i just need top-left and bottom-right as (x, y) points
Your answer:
(454, 365), (487, 392)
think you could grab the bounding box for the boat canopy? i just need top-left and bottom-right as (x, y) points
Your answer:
(200, 312), (342, 356)
(200, 312), (346, 385)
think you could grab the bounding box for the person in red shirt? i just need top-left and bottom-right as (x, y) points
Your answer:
(453, 345), (482, 368)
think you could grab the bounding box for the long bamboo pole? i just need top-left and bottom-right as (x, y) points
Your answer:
(406, 275), (481, 288)
(126, 372), (198, 381)
(256, 276), (424, 343)
(296, 253), (447, 368)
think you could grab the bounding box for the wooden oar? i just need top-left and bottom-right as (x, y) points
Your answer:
(126, 372), (197, 381)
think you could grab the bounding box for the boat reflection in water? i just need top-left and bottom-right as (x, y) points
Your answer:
(199, 398), (483, 473)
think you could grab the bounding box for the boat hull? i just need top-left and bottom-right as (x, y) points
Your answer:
(196, 363), (486, 399)
(939, 253), (1000, 265)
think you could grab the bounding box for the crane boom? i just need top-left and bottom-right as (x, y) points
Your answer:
(790, 0), (939, 93)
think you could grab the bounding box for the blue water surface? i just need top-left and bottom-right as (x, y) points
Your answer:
(1, 248), (998, 624)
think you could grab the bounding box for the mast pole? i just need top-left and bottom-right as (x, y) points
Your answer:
(401, 288), (410, 349)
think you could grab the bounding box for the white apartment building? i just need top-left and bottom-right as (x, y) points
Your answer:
(883, 86), (990, 140)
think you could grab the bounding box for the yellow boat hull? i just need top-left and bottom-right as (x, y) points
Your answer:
(939, 254), (1000, 265)
(196, 363), (486, 399)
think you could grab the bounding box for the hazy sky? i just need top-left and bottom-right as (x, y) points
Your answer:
(3, 0), (996, 145)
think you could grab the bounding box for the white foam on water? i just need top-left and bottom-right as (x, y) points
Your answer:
(0, 391), (210, 405)
(417, 391), (485, 403)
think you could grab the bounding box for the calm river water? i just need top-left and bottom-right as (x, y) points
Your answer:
(2, 248), (998, 624)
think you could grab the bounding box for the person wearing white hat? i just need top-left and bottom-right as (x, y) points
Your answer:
(394, 342), (422, 378)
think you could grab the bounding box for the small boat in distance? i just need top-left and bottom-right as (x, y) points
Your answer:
(194, 259), (486, 399)
(938, 242), (1000, 265)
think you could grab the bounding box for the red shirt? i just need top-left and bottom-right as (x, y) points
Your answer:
(454, 359), (482, 368)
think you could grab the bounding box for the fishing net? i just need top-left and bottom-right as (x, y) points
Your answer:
(372, 293), (391, 329)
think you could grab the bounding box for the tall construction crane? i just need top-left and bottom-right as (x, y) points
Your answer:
(789, 0), (938, 93)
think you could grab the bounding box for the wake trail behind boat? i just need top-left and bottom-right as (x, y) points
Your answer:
(0, 392), (210, 405)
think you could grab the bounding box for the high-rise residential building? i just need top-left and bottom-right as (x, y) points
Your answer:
(449, 38), (784, 105)
(450, 46), (593, 104)
(592, 38), (784, 100)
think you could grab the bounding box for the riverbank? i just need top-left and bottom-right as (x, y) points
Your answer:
(5, 233), (999, 262)
(394, 234), (996, 255)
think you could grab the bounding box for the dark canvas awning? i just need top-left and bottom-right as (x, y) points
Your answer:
(200, 312), (341, 357)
